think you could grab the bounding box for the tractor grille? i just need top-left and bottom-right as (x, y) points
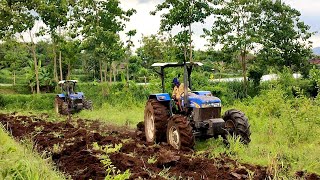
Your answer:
(194, 107), (221, 121)
(73, 99), (83, 104)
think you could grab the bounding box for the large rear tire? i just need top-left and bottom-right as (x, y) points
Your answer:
(144, 99), (170, 143)
(223, 109), (251, 144)
(83, 99), (93, 110)
(167, 115), (195, 150)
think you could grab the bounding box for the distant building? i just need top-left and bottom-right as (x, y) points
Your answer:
(309, 59), (320, 65)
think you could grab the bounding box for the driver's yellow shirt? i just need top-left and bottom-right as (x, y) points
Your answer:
(172, 83), (189, 100)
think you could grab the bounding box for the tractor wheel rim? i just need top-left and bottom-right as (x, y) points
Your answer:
(169, 126), (180, 149)
(55, 102), (59, 113)
(146, 111), (155, 141)
(225, 120), (236, 133)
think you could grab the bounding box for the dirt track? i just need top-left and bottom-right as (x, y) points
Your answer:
(0, 113), (318, 180)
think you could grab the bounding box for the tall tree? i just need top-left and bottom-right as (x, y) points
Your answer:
(37, 0), (69, 82)
(125, 30), (137, 83)
(74, 0), (135, 82)
(61, 39), (81, 80)
(151, 0), (213, 63)
(0, 0), (42, 93)
(257, 0), (313, 76)
(136, 35), (166, 66)
(0, 1), (35, 39)
(204, 0), (261, 94)
(2, 39), (29, 85)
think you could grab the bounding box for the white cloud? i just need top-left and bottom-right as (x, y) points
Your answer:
(120, 0), (161, 50)
(17, 20), (51, 43)
(283, 0), (320, 16)
(310, 34), (320, 47)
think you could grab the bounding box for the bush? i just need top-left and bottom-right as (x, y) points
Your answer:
(77, 82), (150, 108)
(0, 94), (4, 107)
(0, 94), (55, 110)
(0, 85), (31, 95)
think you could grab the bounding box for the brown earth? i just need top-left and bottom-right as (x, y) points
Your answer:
(0, 113), (319, 180)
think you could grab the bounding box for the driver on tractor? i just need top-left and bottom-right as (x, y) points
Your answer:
(172, 77), (190, 111)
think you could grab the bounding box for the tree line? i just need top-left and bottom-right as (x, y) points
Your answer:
(0, 0), (315, 94)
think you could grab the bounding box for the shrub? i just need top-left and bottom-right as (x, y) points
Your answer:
(0, 94), (4, 107)
(0, 94), (55, 110)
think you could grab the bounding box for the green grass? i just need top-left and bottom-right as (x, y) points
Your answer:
(0, 126), (65, 180)
(76, 103), (145, 127)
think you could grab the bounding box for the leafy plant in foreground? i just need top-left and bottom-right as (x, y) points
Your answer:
(92, 142), (131, 180)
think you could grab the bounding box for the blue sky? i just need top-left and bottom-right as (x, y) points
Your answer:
(119, 0), (320, 50)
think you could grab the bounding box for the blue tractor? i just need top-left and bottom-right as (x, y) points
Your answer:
(54, 80), (92, 115)
(144, 62), (251, 150)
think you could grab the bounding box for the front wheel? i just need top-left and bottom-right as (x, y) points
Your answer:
(167, 115), (195, 150)
(54, 97), (68, 115)
(223, 109), (251, 144)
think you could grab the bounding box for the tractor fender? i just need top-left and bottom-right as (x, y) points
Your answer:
(148, 93), (171, 102)
(57, 94), (65, 98)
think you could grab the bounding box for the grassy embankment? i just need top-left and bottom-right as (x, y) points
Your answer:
(0, 126), (65, 179)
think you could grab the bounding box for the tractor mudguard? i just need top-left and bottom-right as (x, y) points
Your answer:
(57, 94), (65, 98)
(148, 93), (171, 102)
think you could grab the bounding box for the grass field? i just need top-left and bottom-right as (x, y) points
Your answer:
(0, 126), (65, 180)
(76, 103), (145, 127)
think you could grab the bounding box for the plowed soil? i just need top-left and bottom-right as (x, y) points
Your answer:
(0, 113), (319, 180)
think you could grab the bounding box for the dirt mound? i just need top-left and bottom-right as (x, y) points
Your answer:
(0, 113), (273, 179)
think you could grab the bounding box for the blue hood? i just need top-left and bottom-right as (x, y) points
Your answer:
(69, 92), (84, 99)
(182, 92), (221, 108)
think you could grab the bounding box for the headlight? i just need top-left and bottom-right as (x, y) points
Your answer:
(158, 96), (166, 100)
(213, 103), (221, 107)
(202, 103), (221, 108)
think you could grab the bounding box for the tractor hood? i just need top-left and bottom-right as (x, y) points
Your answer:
(182, 91), (221, 108)
(69, 92), (84, 99)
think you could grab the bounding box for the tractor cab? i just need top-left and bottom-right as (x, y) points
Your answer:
(58, 80), (84, 100)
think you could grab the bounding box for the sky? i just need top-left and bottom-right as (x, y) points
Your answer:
(119, 0), (320, 50)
